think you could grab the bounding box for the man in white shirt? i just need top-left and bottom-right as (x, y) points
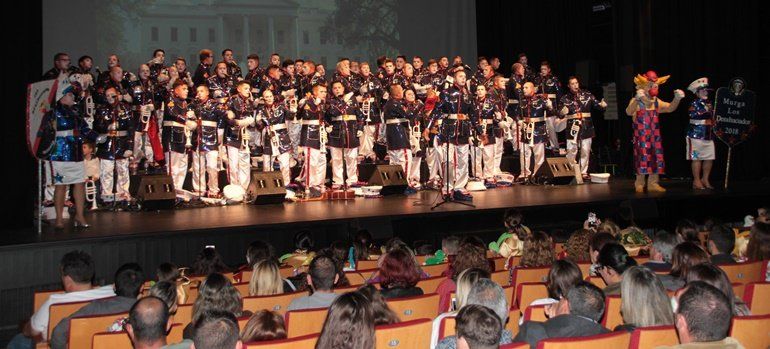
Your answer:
(7, 250), (115, 349)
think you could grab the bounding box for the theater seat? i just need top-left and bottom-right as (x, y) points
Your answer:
(511, 266), (551, 301)
(173, 304), (193, 327)
(730, 314), (770, 349)
(233, 281), (250, 296)
(629, 325), (679, 349)
(356, 259), (379, 270)
(720, 260), (766, 284)
(242, 290), (307, 314)
(500, 343), (529, 349)
(743, 282), (770, 315)
(601, 295), (623, 330)
(33, 289), (63, 313)
(285, 308), (328, 337)
(386, 293), (439, 321)
(439, 307), (521, 341)
(47, 299), (94, 340)
(586, 275), (606, 288)
(68, 311), (127, 349)
(422, 263), (449, 277)
(491, 270), (511, 287)
(244, 333), (319, 348)
(535, 330), (631, 349)
(523, 304), (548, 322)
(416, 276), (445, 294)
(516, 282), (548, 310)
(375, 318), (432, 349)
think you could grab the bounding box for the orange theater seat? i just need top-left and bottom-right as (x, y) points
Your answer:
(523, 304), (548, 323)
(242, 290), (307, 314)
(601, 295), (623, 330)
(516, 282), (549, 310)
(421, 263), (449, 278)
(500, 343), (529, 349)
(386, 293), (439, 322)
(33, 289), (63, 314)
(416, 276), (446, 294)
(173, 304), (193, 327)
(47, 299), (93, 340)
(586, 275), (606, 288)
(244, 333), (319, 348)
(511, 266), (550, 301)
(719, 260), (766, 284)
(730, 314), (770, 349)
(491, 270), (511, 287)
(355, 259), (379, 270)
(285, 308), (328, 338)
(629, 325), (679, 349)
(743, 282), (770, 315)
(233, 282), (250, 296)
(536, 330), (631, 349)
(68, 312), (127, 349)
(437, 316), (456, 341)
(375, 318), (432, 349)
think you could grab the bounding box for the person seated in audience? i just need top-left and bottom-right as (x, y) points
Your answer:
(190, 246), (231, 276)
(191, 310), (243, 349)
(707, 224), (737, 264)
(745, 221), (770, 281)
(126, 296), (172, 349)
(358, 285), (400, 325)
(439, 235), (461, 269)
(504, 208), (532, 240)
(437, 239), (492, 312)
(596, 243), (637, 296)
(147, 281), (178, 317)
(315, 291), (375, 349)
(562, 229), (592, 262)
(642, 230), (681, 272)
(757, 206), (769, 224)
(529, 260), (583, 315)
(614, 266), (674, 332)
(454, 305), (503, 349)
(685, 263), (750, 316)
(513, 281), (609, 348)
(248, 259), (285, 296)
(588, 232), (616, 276)
(659, 281), (745, 349)
(596, 219), (621, 237)
(317, 244), (351, 287)
(436, 278), (514, 349)
(156, 263), (180, 283)
(660, 242), (709, 292)
(181, 273), (245, 341)
(508, 231), (555, 284)
(243, 240), (276, 270)
(351, 229), (378, 263)
(239, 310), (287, 343)
(50, 262), (144, 348)
(287, 255), (339, 311)
(8, 250), (115, 349)
(676, 219), (701, 245)
(379, 248), (424, 299)
(431, 268), (491, 348)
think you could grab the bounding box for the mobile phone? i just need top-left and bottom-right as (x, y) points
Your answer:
(205, 245), (216, 249)
(587, 212), (597, 226)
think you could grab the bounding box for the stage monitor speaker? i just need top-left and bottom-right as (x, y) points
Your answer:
(129, 174), (175, 210)
(534, 157), (583, 185)
(247, 170), (286, 205)
(366, 164), (408, 195)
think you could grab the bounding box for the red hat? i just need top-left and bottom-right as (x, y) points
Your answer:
(644, 71), (659, 82)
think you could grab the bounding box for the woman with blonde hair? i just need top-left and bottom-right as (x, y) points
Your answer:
(430, 268), (491, 348)
(249, 259), (284, 296)
(616, 266), (674, 332)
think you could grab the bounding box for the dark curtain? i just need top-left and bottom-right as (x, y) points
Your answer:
(476, 0), (769, 181)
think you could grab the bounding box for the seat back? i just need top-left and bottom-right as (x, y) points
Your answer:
(506, 307), (521, 336)
(720, 260), (766, 284)
(173, 304), (193, 327)
(601, 295), (623, 330)
(386, 293), (439, 322)
(356, 260), (379, 270)
(516, 282), (549, 310)
(48, 299), (93, 340)
(375, 318), (432, 349)
(744, 282), (770, 315)
(416, 276), (446, 294)
(437, 315), (456, 341)
(233, 282), (251, 296)
(333, 284), (364, 294)
(586, 275), (606, 288)
(629, 325), (679, 349)
(415, 255), (428, 265)
(576, 263), (592, 280)
(421, 263), (449, 278)
(536, 330), (631, 349)
(245, 333), (319, 348)
(242, 290), (307, 314)
(69, 311), (127, 349)
(491, 270), (511, 287)
(285, 308), (329, 338)
(511, 266), (550, 301)
(730, 314), (770, 349)
(492, 257), (507, 271)
(500, 343), (529, 349)
(523, 304), (548, 322)
(33, 289), (63, 313)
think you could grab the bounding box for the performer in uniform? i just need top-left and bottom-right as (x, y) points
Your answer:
(224, 81), (257, 190)
(382, 84), (416, 191)
(325, 81), (364, 189)
(222, 49), (243, 79)
(190, 84), (226, 197)
(473, 84), (503, 185)
(686, 77), (715, 190)
(625, 70), (685, 193)
(506, 63), (527, 152)
(93, 86), (134, 203)
(245, 54), (265, 97)
(257, 89), (297, 187)
(489, 74), (512, 176)
(298, 84), (329, 195)
(129, 64), (164, 169)
(162, 80), (196, 194)
(357, 62), (386, 162)
(404, 88), (426, 188)
(207, 62), (236, 102)
(535, 61), (563, 153)
(193, 49), (214, 87)
(425, 67), (481, 201)
(519, 81), (553, 181)
(558, 76), (607, 178)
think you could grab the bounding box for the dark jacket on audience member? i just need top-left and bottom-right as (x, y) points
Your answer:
(710, 254), (736, 265)
(513, 314), (609, 349)
(641, 261), (672, 272)
(379, 286), (424, 299)
(50, 296), (137, 349)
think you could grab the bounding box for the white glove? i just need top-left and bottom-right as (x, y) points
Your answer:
(599, 99), (608, 108)
(635, 89), (646, 100)
(343, 92), (354, 103)
(314, 98), (322, 105)
(674, 89), (685, 99)
(498, 121), (509, 128)
(123, 94), (133, 103)
(545, 99), (553, 109)
(360, 85), (369, 94)
(185, 120), (198, 130)
(357, 130), (363, 138)
(241, 116), (256, 127)
(446, 76), (454, 84)
(326, 125), (333, 133)
(226, 110), (235, 120)
(494, 111), (502, 120)
(282, 89), (296, 98)
(560, 106), (569, 116)
(107, 122), (118, 131)
(186, 110), (195, 119)
(123, 150), (133, 158)
(383, 92), (389, 100)
(96, 135), (108, 144)
(255, 112), (263, 122)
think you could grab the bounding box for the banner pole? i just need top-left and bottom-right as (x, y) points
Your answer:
(724, 146), (732, 190)
(38, 160), (43, 234)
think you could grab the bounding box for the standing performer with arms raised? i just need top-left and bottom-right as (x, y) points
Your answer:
(558, 76), (607, 179)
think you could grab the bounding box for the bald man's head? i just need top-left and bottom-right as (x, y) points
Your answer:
(127, 296), (170, 347)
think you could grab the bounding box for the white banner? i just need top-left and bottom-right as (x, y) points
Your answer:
(26, 79), (58, 156)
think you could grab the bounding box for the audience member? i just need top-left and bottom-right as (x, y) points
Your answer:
(437, 240), (492, 312)
(676, 219), (700, 244)
(596, 243), (637, 296)
(564, 229), (592, 262)
(661, 242), (709, 291)
(287, 255), (339, 311)
(615, 266), (674, 332)
(436, 279), (512, 349)
(379, 249), (424, 299)
(315, 291), (375, 349)
(707, 225), (737, 264)
(239, 310), (286, 343)
(126, 296), (172, 349)
(431, 268), (490, 348)
(358, 285), (400, 325)
(642, 230), (681, 272)
(190, 247), (230, 276)
(248, 259), (284, 296)
(455, 305), (503, 349)
(191, 310), (243, 349)
(685, 263), (750, 316)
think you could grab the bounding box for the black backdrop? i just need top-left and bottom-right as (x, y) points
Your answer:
(476, 0), (769, 182)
